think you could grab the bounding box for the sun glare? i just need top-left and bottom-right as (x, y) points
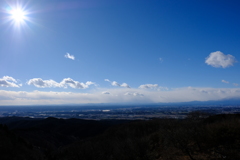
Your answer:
(10, 9), (26, 22)
(5, 3), (31, 29)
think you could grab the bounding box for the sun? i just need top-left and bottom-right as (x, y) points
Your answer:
(5, 3), (31, 29)
(10, 8), (26, 22)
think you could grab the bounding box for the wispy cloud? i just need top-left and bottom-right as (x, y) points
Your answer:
(27, 78), (95, 89)
(105, 79), (130, 88)
(0, 76), (21, 88)
(205, 51), (237, 68)
(64, 53), (75, 60)
(221, 80), (229, 84)
(159, 58), (163, 63)
(233, 83), (239, 86)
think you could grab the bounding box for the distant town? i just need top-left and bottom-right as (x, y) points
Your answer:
(0, 105), (240, 120)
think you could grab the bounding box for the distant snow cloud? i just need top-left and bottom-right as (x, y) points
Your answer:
(27, 78), (94, 89)
(105, 79), (130, 88)
(139, 84), (159, 89)
(0, 76), (21, 88)
(64, 53), (75, 60)
(221, 80), (229, 84)
(233, 83), (239, 86)
(205, 51), (237, 68)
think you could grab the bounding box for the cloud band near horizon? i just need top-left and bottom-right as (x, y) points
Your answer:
(1, 87), (240, 105)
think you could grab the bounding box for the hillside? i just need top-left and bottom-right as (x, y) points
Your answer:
(0, 114), (240, 160)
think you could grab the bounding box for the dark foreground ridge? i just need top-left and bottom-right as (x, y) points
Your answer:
(0, 114), (240, 160)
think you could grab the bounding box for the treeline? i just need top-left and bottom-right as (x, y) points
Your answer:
(0, 114), (240, 160)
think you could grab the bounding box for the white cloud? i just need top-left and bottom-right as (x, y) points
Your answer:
(221, 80), (229, 84)
(159, 86), (169, 91)
(112, 81), (120, 86)
(125, 92), (144, 96)
(0, 76), (21, 88)
(124, 92), (132, 96)
(138, 84), (168, 91)
(133, 92), (143, 96)
(205, 51), (237, 68)
(105, 79), (130, 88)
(64, 53), (75, 60)
(102, 91), (110, 94)
(27, 78), (95, 89)
(121, 83), (130, 88)
(3, 76), (17, 83)
(233, 83), (239, 86)
(27, 78), (61, 88)
(139, 84), (158, 89)
(60, 78), (94, 89)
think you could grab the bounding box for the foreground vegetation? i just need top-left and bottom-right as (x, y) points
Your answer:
(0, 113), (240, 160)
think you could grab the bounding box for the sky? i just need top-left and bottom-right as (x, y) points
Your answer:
(1, 0), (240, 105)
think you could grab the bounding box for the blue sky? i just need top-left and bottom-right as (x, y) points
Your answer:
(1, 0), (240, 105)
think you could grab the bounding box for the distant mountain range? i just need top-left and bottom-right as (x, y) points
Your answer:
(0, 98), (240, 112)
